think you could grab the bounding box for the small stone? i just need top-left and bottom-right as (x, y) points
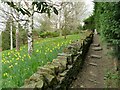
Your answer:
(77, 51), (82, 54)
(36, 80), (44, 88)
(44, 64), (59, 74)
(22, 83), (36, 88)
(92, 47), (102, 51)
(37, 67), (55, 75)
(58, 53), (72, 57)
(90, 71), (97, 77)
(89, 63), (97, 66)
(59, 70), (68, 77)
(90, 55), (102, 59)
(59, 77), (64, 83)
(58, 59), (67, 69)
(67, 65), (72, 69)
(88, 79), (99, 84)
(67, 45), (74, 49)
(88, 56), (91, 58)
(46, 74), (55, 82)
(29, 73), (41, 82)
(57, 56), (67, 60)
(91, 44), (100, 47)
(52, 59), (62, 67)
(24, 79), (30, 85)
(80, 85), (84, 88)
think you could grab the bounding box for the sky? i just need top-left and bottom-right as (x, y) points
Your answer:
(85, 0), (94, 11)
(0, 0), (94, 33)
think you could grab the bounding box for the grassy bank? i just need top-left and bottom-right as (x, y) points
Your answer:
(2, 34), (82, 88)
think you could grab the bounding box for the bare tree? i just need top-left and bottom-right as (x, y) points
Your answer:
(0, 2), (25, 51)
(15, 2), (20, 51)
(0, 3), (14, 50)
(23, 0), (34, 54)
(10, 16), (13, 50)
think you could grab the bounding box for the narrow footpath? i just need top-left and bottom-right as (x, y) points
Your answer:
(70, 34), (118, 88)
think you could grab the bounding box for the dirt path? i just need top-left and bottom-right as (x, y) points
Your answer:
(70, 34), (118, 88)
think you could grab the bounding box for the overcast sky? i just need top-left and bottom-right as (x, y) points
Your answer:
(0, 0), (94, 33)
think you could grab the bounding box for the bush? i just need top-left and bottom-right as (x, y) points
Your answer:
(83, 15), (95, 31)
(2, 30), (10, 50)
(62, 29), (71, 36)
(71, 30), (80, 34)
(94, 2), (120, 58)
(2, 18), (16, 50)
(19, 30), (27, 45)
(39, 31), (59, 38)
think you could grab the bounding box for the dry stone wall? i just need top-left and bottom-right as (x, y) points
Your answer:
(21, 31), (93, 90)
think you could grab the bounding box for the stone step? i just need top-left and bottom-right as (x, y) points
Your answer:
(90, 71), (97, 77)
(91, 44), (100, 47)
(92, 47), (102, 51)
(90, 55), (102, 59)
(80, 85), (84, 88)
(89, 63), (97, 66)
(88, 79), (99, 84)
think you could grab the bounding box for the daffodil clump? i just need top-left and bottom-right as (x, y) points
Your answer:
(2, 34), (82, 88)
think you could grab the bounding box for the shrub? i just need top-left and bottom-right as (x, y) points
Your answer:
(39, 31), (59, 38)
(94, 2), (120, 58)
(62, 29), (71, 36)
(83, 15), (95, 31)
(19, 30), (27, 45)
(2, 30), (10, 50)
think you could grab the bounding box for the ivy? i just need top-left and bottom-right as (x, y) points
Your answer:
(94, 2), (120, 58)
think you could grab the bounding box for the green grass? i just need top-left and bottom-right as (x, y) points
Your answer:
(2, 34), (82, 88)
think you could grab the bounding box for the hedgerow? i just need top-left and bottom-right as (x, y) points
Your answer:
(94, 2), (120, 86)
(94, 2), (120, 58)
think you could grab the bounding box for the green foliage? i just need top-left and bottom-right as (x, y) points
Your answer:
(77, 25), (83, 30)
(83, 15), (95, 30)
(0, 34), (1, 48)
(39, 31), (59, 38)
(104, 69), (119, 88)
(70, 29), (80, 35)
(62, 29), (71, 36)
(19, 30), (27, 45)
(2, 30), (10, 50)
(94, 2), (120, 58)
(39, 15), (53, 32)
(2, 18), (16, 50)
(2, 20), (28, 51)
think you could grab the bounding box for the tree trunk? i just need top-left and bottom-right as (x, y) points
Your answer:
(16, 22), (20, 51)
(27, 5), (34, 55)
(64, 8), (67, 39)
(10, 18), (13, 50)
(28, 16), (33, 55)
(59, 10), (62, 36)
(16, 2), (20, 51)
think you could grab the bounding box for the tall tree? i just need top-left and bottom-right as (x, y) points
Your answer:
(10, 16), (13, 50)
(6, 1), (58, 54)
(0, 1), (26, 51)
(2, 18), (10, 50)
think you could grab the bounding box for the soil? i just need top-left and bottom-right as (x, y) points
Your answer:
(70, 34), (118, 88)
